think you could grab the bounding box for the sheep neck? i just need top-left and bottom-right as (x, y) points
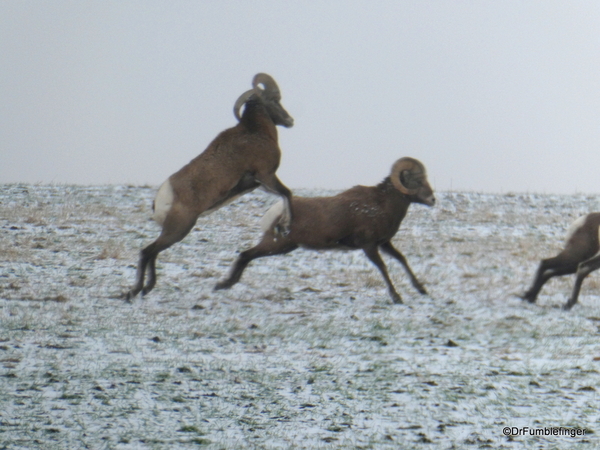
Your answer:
(240, 100), (278, 142)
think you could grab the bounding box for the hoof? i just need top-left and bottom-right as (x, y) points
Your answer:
(125, 286), (149, 302)
(214, 280), (233, 291)
(519, 293), (536, 304)
(562, 301), (574, 311)
(391, 294), (403, 305)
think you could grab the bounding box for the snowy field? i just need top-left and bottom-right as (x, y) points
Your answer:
(1, 183), (600, 449)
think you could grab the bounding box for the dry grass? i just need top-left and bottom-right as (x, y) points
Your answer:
(363, 274), (384, 288)
(95, 240), (126, 260)
(0, 242), (25, 262)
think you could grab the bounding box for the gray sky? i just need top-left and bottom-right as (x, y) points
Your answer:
(2, 1), (599, 194)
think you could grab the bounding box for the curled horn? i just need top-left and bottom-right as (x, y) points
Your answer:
(252, 73), (281, 100)
(233, 88), (257, 121)
(390, 157), (426, 195)
(233, 73), (282, 121)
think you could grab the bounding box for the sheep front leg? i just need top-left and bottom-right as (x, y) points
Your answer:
(380, 241), (427, 295)
(363, 246), (402, 304)
(564, 254), (600, 310)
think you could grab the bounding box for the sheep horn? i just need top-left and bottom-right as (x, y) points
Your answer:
(252, 73), (281, 101)
(233, 88), (257, 121)
(391, 157), (426, 195)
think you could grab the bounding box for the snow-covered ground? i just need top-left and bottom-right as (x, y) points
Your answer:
(1, 184), (599, 449)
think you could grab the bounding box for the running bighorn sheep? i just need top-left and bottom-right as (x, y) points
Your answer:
(215, 157), (435, 304)
(126, 73), (294, 301)
(521, 212), (600, 310)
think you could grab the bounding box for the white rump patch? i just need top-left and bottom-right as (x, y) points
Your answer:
(152, 179), (174, 226)
(260, 200), (285, 232)
(564, 215), (588, 243)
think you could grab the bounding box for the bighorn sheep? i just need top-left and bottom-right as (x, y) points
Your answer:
(521, 212), (600, 310)
(126, 73), (294, 301)
(215, 157), (435, 304)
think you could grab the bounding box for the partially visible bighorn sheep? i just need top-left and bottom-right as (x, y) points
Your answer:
(215, 157), (435, 304)
(126, 73), (294, 301)
(521, 212), (600, 310)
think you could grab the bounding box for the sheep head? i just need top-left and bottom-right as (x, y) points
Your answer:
(233, 73), (294, 127)
(391, 157), (435, 206)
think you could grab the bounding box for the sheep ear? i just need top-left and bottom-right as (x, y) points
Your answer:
(400, 170), (421, 190)
(233, 88), (258, 121)
(391, 157), (425, 195)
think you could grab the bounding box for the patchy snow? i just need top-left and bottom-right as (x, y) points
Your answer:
(1, 184), (600, 449)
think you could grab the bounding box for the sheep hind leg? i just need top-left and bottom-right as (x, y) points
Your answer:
(126, 249), (151, 301)
(214, 237), (297, 290)
(564, 254), (600, 310)
(363, 246), (402, 305)
(141, 251), (158, 296)
(126, 210), (197, 301)
(380, 241), (427, 295)
(125, 242), (160, 301)
(521, 257), (577, 304)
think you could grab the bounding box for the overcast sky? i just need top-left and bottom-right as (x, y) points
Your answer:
(1, 1), (599, 194)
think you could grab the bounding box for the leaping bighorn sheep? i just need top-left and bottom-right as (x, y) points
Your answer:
(126, 73), (294, 301)
(215, 157), (435, 304)
(521, 212), (600, 310)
